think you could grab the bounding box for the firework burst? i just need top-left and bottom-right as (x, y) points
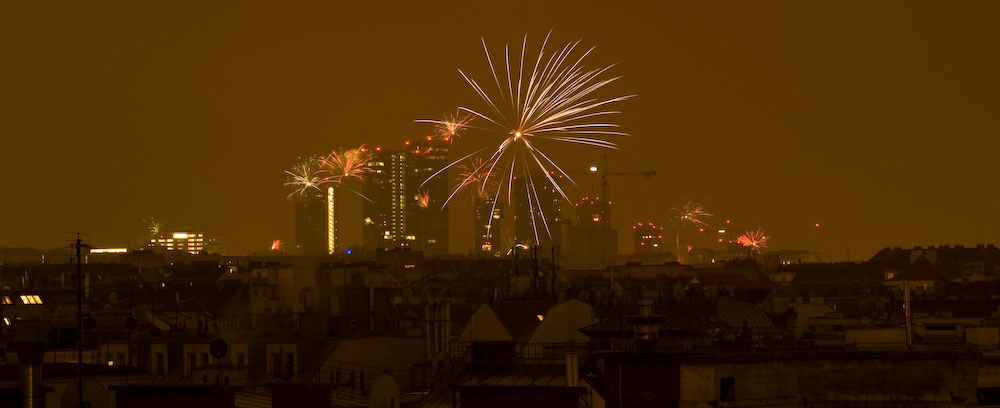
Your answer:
(321, 145), (375, 182)
(429, 109), (474, 144)
(737, 228), (769, 250)
(454, 157), (498, 199)
(672, 199), (713, 249)
(271, 239), (284, 251)
(421, 32), (632, 243)
(147, 218), (163, 238)
(283, 156), (324, 199)
(415, 191), (431, 208)
(675, 200), (713, 228)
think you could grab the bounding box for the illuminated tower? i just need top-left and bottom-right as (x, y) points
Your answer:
(327, 186), (338, 254)
(633, 222), (664, 254)
(362, 148), (408, 250)
(405, 141), (450, 255)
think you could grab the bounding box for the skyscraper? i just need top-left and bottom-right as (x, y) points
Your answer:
(362, 148), (408, 251)
(566, 195), (618, 267)
(474, 196), (503, 256)
(405, 142), (450, 255)
(512, 173), (564, 250)
(294, 190), (328, 255)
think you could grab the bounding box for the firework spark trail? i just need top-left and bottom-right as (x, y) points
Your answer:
(419, 32), (631, 241)
(283, 156), (325, 199)
(673, 199), (714, 249)
(737, 228), (769, 250)
(271, 239), (283, 251)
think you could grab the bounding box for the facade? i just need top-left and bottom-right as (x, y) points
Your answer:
(592, 350), (979, 408)
(293, 190), (329, 255)
(633, 222), (664, 254)
(405, 143), (449, 255)
(474, 196), (504, 257)
(512, 174), (565, 250)
(566, 196), (618, 268)
(362, 149), (408, 251)
(152, 231), (207, 254)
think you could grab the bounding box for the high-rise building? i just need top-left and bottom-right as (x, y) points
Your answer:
(293, 190), (330, 255)
(363, 148), (408, 250)
(474, 196), (504, 256)
(405, 142), (449, 255)
(633, 222), (664, 254)
(566, 195), (618, 267)
(512, 174), (564, 250)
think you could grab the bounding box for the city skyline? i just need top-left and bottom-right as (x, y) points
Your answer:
(2, 2), (1000, 260)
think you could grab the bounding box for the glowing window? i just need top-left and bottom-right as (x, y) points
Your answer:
(20, 295), (42, 305)
(0, 296), (11, 305)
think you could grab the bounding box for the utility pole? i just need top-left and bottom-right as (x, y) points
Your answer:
(73, 234), (90, 408)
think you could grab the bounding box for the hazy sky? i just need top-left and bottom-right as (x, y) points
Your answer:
(1, 1), (998, 260)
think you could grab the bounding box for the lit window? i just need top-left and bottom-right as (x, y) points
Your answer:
(0, 296), (11, 305)
(20, 295), (42, 305)
(536, 314), (544, 321)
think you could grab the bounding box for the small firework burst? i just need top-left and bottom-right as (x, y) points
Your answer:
(737, 229), (769, 250)
(271, 239), (283, 251)
(320, 145), (375, 182)
(674, 199), (713, 228)
(147, 218), (163, 237)
(454, 157), (497, 199)
(283, 156), (324, 199)
(432, 109), (474, 143)
(415, 191), (431, 208)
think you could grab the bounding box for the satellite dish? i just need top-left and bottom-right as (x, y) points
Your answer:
(209, 338), (228, 359)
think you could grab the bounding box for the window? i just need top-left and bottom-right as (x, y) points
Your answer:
(20, 295), (42, 305)
(189, 353), (196, 376)
(156, 353), (165, 376)
(1, 296), (11, 305)
(202, 353), (209, 367)
(237, 353), (245, 368)
(721, 377), (736, 401)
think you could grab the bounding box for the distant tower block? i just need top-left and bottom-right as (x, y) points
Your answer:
(633, 222), (664, 254)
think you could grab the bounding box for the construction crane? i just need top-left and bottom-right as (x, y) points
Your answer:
(574, 154), (656, 204)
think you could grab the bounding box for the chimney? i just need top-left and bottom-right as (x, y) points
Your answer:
(565, 353), (578, 386)
(14, 324), (48, 408)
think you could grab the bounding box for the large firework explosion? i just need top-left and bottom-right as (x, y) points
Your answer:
(421, 32), (632, 243)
